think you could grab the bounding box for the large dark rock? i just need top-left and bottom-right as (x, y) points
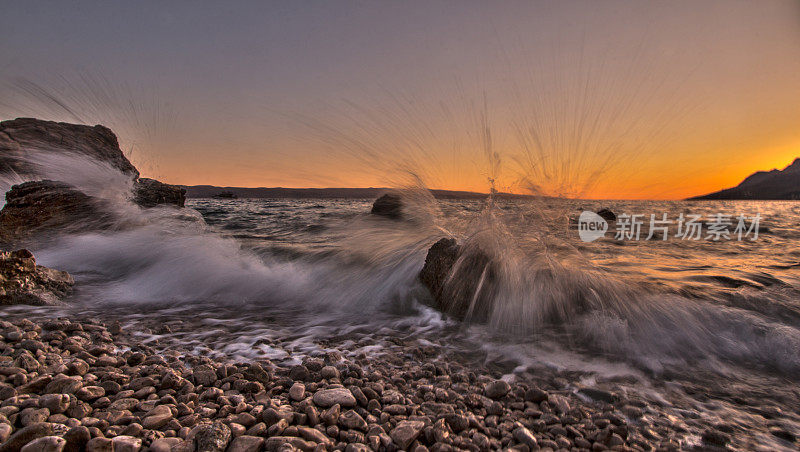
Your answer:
(0, 249), (74, 306)
(0, 180), (112, 245)
(0, 118), (139, 178)
(133, 178), (186, 208)
(370, 193), (403, 219)
(418, 238), (497, 321)
(0, 118), (184, 209)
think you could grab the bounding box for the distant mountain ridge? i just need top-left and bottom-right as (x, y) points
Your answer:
(184, 185), (534, 200)
(690, 158), (800, 200)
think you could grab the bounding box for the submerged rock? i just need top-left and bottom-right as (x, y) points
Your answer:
(0, 180), (110, 245)
(370, 193), (403, 219)
(133, 177), (186, 208)
(0, 117), (139, 178)
(597, 208), (617, 221)
(418, 238), (497, 321)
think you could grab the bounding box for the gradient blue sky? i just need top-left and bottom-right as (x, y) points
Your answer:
(2, 0), (799, 198)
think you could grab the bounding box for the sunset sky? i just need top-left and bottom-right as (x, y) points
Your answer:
(1, 0), (799, 199)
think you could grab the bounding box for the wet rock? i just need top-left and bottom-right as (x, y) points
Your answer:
(370, 193), (403, 219)
(524, 387), (548, 403)
(418, 238), (497, 320)
(597, 209), (617, 221)
(484, 379), (510, 399)
(770, 427), (796, 442)
(702, 429), (730, 447)
(0, 180), (113, 246)
(0, 249), (74, 305)
(578, 387), (618, 403)
(132, 178), (186, 208)
(313, 388), (357, 408)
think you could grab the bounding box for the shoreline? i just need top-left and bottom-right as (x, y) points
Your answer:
(0, 311), (740, 452)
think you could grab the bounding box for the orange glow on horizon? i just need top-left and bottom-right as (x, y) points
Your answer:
(140, 140), (799, 201)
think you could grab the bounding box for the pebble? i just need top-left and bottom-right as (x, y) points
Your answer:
(390, 420), (425, 449)
(228, 435), (265, 452)
(20, 435), (66, 452)
(313, 388), (356, 407)
(0, 315), (753, 452)
(484, 379), (511, 399)
(289, 382), (306, 401)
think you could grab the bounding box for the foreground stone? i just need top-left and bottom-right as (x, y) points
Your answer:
(0, 249), (73, 306)
(0, 313), (750, 451)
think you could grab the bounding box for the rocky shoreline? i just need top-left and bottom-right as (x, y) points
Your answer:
(0, 312), (716, 452)
(2, 118), (798, 451)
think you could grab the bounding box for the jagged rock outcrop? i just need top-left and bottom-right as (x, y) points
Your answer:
(0, 180), (113, 245)
(418, 238), (497, 321)
(691, 157), (800, 200)
(0, 249), (74, 305)
(133, 177), (186, 208)
(0, 118), (139, 178)
(370, 193), (403, 219)
(0, 118), (185, 209)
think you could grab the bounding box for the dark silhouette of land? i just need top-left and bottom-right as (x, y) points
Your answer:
(184, 185), (535, 200)
(690, 158), (800, 200)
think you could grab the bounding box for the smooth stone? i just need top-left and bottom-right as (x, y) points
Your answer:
(484, 380), (510, 399)
(313, 388), (356, 408)
(289, 382), (305, 401)
(20, 436), (66, 452)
